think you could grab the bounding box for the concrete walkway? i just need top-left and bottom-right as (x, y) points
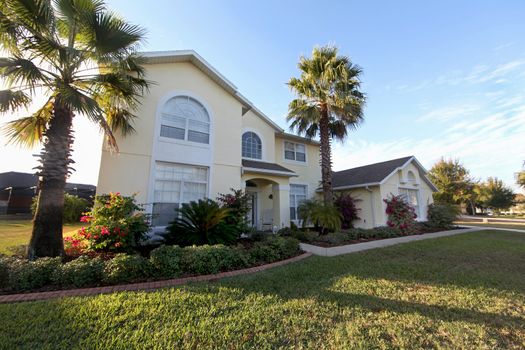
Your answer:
(300, 226), (518, 257)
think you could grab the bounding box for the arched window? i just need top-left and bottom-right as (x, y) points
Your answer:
(407, 171), (416, 183)
(160, 96), (210, 144)
(242, 132), (262, 159)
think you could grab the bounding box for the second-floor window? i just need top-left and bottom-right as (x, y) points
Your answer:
(160, 96), (210, 144)
(242, 132), (262, 159)
(284, 141), (306, 162)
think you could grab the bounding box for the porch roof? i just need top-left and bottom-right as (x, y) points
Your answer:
(242, 160), (297, 177)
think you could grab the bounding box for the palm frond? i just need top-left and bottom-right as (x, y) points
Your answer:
(0, 89), (31, 112)
(2, 98), (53, 147)
(0, 56), (52, 90)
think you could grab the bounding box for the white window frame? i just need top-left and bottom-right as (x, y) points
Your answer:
(289, 184), (308, 223)
(242, 131), (263, 160)
(398, 187), (420, 219)
(283, 140), (307, 164)
(152, 162), (209, 227)
(159, 96), (210, 145)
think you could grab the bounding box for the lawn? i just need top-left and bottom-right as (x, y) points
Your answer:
(0, 230), (524, 349)
(0, 220), (83, 255)
(456, 221), (525, 231)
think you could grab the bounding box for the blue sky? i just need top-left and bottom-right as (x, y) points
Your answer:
(1, 0), (524, 192)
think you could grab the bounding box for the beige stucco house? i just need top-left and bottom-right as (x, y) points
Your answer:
(97, 50), (321, 230)
(332, 156), (438, 229)
(96, 50), (436, 231)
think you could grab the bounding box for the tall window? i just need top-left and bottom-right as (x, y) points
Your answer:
(152, 162), (208, 226)
(399, 188), (419, 217)
(242, 132), (262, 159)
(407, 171), (416, 183)
(284, 141), (306, 162)
(290, 184), (307, 221)
(160, 96), (210, 144)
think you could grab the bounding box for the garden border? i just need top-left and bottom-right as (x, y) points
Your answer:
(300, 227), (485, 256)
(0, 252), (312, 304)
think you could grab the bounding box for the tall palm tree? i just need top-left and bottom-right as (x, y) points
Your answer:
(0, 0), (150, 259)
(287, 46), (366, 204)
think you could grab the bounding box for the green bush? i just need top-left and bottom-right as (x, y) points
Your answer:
(427, 204), (460, 228)
(54, 256), (105, 288)
(298, 199), (342, 234)
(32, 193), (91, 223)
(316, 232), (349, 245)
(7, 257), (61, 291)
(180, 245), (249, 275)
(371, 226), (400, 238)
(0, 258), (9, 289)
(249, 237), (300, 263)
(103, 254), (153, 284)
(163, 199), (237, 247)
(150, 245), (184, 278)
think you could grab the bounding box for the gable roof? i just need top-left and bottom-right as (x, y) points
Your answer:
(0, 172), (96, 191)
(332, 156), (438, 191)
(140, 50), (318, 145)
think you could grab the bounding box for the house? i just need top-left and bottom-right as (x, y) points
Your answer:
(96, 50), (321, 230)
(0, 171), (96, 214)
(332, 156), (438, 228)
(96, 50), (437, 231)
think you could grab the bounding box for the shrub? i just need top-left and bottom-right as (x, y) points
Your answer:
(0, 258), (9, 289)
(217, 188), (251, 236)
(7, 257), (61, 291)
(103, 254), (152, 284)
(150, 245), (184, 278)
(32, 193), (91, 223)
(54, 256), (104, 288)
(384, 195), (417, 235)
(316, 232), (349, 245)
(371, 226), (400, 238)
(298, 199), (342, 234)
(249, 230), (270, 242)
(63, 234), (87, 257)
(249, 237), (300, 263)
(180, 245), (249, 275)
(427, 204), (460, 228)
(334, 193), (361, 229)
(163, 199), (237, 247)
(78, 192), (150, 253)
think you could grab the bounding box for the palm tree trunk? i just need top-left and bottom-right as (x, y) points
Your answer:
(319, 105), (333, 204)
(27, 102), (74, 259)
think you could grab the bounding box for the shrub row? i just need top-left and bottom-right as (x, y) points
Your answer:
(0, 236), (300, 292)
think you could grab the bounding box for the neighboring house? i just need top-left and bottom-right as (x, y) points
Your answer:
(97, 50), (321, 231)
(332, 156), (438, 229)
(0, 172), (96, 214)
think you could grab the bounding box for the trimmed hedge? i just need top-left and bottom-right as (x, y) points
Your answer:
(0, 236), (301, 292)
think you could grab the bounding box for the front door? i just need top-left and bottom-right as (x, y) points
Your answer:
(246, 191), (258, 229)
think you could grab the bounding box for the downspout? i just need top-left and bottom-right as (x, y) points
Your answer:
(365, 186), (376, 228)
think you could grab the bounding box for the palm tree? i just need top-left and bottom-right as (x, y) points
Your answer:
(0, 0), (150, 259)
(287, 46), (366, 204)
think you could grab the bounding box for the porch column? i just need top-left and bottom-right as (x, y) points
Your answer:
(272, 184), (290, 229)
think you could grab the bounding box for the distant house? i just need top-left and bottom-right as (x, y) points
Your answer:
(0, 172), (96, 214)
(332, 156), (438, 228)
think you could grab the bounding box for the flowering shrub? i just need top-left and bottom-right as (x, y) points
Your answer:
(217, 188), (250, 235)
(384, 195), (417, 234)
(64, 234), (88, 257)
(334, 193), (361, 229)
(76, 192), (150, 253)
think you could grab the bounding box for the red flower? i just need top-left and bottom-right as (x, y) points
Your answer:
(80, 216), (91, 223)
(101, 226), (110, 235)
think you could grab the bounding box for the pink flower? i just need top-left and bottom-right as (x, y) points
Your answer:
(80, 216), (91, 223)
(101, 227), (110, 235)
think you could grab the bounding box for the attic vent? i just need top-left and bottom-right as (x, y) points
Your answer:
(242, 106), (250, 116)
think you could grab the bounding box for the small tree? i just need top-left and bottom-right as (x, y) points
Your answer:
(297, 199), (342, 235)
(477, 177), (515, 212)
(217, 189), (250, 236)
(428, 158), (474, 205)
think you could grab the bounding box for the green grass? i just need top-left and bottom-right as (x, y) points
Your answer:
(1, 230), (524, 349)
(456, 221), (525, 231)
(0, 220), (83, 255)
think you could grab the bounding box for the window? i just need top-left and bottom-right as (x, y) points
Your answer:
(284, 141), (306, 162)
(160, 96), (210, 144)
(407, 171), (416, 184)
(399, 188), (419, 216)
(242, 132), (262, 159)
(290, 184), (307, 221)
(152, 162), (208, 226)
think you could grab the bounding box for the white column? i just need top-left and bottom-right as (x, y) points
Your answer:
(272, 184), (290, 228)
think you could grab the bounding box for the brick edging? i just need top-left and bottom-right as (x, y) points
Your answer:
(0, 252), (313, 304)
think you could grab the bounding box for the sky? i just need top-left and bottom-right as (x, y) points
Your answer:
(1, 0), (524, 192)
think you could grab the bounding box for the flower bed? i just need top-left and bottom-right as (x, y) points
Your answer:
(0, 236), (301, 294)
(280, 223), (464, 248)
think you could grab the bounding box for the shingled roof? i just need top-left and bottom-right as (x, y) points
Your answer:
(242, 159), (296, 177)
(332, 156), (437, 190)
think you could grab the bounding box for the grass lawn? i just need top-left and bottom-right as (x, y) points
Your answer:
(0, 220), (83, 255)
(1, 229), (524, 349)
(456, 221), (525, 231)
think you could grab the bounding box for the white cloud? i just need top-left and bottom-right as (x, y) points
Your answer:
(416, 104), (480, 123)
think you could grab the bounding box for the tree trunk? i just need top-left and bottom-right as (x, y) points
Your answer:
(28, 102), (74, 259)
(319, 104), (333, 205)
